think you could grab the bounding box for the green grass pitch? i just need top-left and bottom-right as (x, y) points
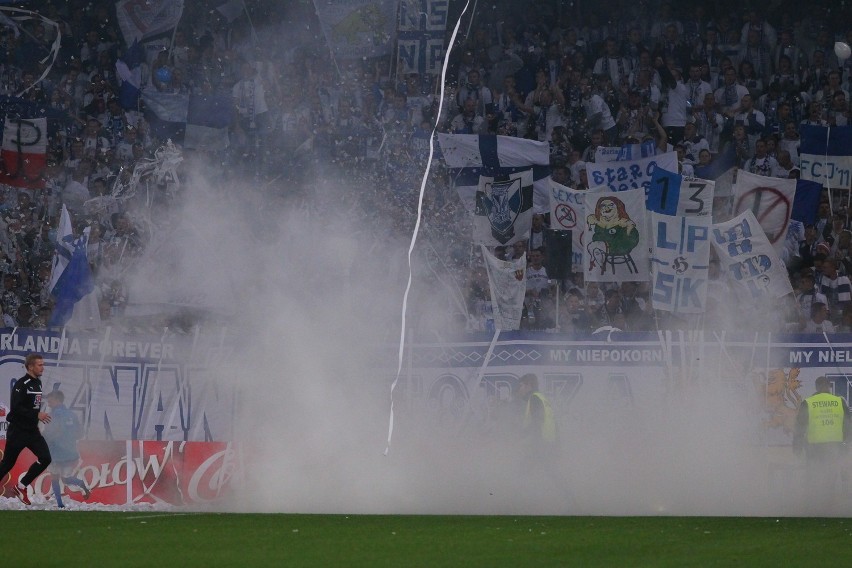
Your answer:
(3, 512), (852, 567)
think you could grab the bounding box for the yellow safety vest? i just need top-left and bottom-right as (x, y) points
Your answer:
(525, 392), (557, 443)
(805, 392), (846, 444)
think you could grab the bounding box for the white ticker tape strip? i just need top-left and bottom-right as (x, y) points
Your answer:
(385, 0), (473, 455)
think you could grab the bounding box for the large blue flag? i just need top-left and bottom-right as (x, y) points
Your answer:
(792, 178), (822, 225)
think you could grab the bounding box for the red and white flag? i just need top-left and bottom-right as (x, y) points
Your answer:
(0, 117), (47, 189)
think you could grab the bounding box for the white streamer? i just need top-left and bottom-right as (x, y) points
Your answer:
(385, 0), (472, 455)
(0, 7), (62, 98)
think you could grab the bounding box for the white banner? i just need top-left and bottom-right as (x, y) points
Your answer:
(587, 151), (678, 193)
(711, 210), (794, 300)
(798, 125), (852, 189)
(594, 146), (622, 163)
(650, 212), (711, 313)
(733, 169), (797, 251)
(482, 246), (526, 330)
(116, 0), (184, 44)
(473, 169), (534, 246)
(799, 155), (852, 189)
(584, 187), (649, 282)
(549, 179), (585, 273)
(595, 142), (659, 163)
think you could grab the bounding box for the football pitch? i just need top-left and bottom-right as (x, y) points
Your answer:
(4, 512), (852, 566)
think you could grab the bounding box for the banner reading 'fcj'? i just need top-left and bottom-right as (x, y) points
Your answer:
(799, 125), (852, 188)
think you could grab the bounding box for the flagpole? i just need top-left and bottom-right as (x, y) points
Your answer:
(825, 126), (833, 215)
(554, 279), (560, 330)
(311, 0), (342, 78)
(168, 25), (179, 63)
(464, 0), (479, 42)
(241, 0), (258, 47)
(390, 0), (400, 86)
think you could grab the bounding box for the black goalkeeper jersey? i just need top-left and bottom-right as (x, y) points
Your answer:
(6, 375), (43, 432)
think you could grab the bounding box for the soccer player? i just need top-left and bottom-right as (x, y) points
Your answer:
(0, 353), (52, 505)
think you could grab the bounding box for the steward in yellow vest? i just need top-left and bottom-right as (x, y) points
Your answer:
(518, 373), (557, 446)
(793, 376), (851, 462)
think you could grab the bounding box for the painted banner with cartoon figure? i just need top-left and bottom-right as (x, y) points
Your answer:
(584, 187), (649, 282)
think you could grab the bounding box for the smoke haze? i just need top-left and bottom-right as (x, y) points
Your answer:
(153, 161), (847, 518)
(140, 2), (848, 518)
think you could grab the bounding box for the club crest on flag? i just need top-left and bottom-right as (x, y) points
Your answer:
(672, 257), (689, 274)
(479, 176), (523, 243)
(473, 169), (534, 246)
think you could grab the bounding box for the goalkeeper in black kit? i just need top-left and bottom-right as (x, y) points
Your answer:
(0, 353), (52, 505)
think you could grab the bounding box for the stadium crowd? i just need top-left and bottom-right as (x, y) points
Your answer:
(0, 0), (849, 335)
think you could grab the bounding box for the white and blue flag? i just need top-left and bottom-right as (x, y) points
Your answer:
(711, 210), (794, 301)
(438, 133), (551, 214)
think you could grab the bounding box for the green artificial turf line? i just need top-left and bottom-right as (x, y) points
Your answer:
(3, 513), (852, 567)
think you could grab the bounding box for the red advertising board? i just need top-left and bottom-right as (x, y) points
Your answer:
(0, 440), (236, 506)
